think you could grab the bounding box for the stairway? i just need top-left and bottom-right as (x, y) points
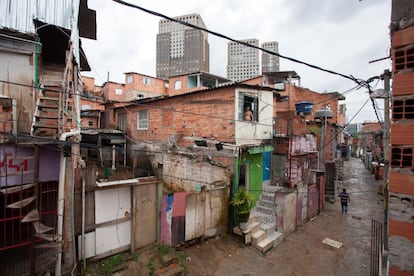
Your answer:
(31, 64), (74, 138)
(1, 175), (61, 275)
(233, 187), (284, 253)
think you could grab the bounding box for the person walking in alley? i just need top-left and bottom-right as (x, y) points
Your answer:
(339, 188), (350, 213)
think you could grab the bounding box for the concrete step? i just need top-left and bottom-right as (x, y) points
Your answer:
(256, 237), (274, 253)
(255, 230), (283, 253)
(257, 199), (275, 209)
(255, 206), (275, 216)
(242, 221), (261, 244)
(251, 229), (266, 247)
(260, 193), (274, 202)
(252, 211), (275, 225)
(261, 222), (276, 236)
(269, 231), (284, 247)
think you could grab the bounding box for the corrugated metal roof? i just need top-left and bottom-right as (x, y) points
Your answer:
(0, 0), (75, 34)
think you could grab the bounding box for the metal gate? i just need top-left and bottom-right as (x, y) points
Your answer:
(371, 218), (383, 276)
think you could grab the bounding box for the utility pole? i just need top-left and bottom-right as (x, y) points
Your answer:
(369, 69), (391, 258)
(382, 69), (391, 253)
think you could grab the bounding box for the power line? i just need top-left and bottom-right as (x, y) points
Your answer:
(112, 0), (365, 86)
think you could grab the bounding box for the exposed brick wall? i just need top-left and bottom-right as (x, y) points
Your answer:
(393, 73), (414, 96)
(124, 73), (167, 96)
(167, 75), (190, 96)
(389, 9), (414, 272)
(123, 87), (236, 147)
(391, 123), (414, 145)
(103, 81), (125, 102)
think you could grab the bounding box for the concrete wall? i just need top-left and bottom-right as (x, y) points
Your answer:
(275, 190), (297, 234)
(154, 152), (230, 192)
(135, 182), (158, 249)
(388, 193), (414, 272)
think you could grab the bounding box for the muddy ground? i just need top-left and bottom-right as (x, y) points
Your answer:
(115, 157), (384, 276)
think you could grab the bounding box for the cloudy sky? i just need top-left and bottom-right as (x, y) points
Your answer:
(81, 0), (391, 124)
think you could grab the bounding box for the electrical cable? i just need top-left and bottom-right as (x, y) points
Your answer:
(112, 0), (365, 86)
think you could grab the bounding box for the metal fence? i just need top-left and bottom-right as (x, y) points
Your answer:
(371, 218), (383, 276)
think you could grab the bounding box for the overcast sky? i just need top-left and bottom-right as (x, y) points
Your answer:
(81, 0), (391, 124)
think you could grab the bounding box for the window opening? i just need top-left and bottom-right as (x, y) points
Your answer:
(239, 93), (258, 121)
(137, 110), (148, 130)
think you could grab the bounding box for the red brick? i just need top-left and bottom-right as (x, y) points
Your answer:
(392, 25), (414, 48)
(389, 266), (414, 276)
(393, 72), (414, 96)
(389, 219), (414, 243)
(389, 170), (414, 195)
(391, 123), (414, 145)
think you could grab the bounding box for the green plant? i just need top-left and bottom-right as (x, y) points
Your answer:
(231, 189), (255, 223)
(158, 244), (171, 255)
(147, 261), (156, 274)
(176, 252), (188, 274)
(98, 253), (124, 275)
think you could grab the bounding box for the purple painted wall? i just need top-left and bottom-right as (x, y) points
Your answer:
(0, 145), (59, 187)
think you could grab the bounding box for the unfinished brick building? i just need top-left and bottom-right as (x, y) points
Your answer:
(388, 0), (414, 274)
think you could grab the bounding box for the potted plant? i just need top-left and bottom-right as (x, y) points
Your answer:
(231, 188), (255, 230)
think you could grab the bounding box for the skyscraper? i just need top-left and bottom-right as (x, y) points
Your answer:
(156, 14), (209, 79)
(227, 39), (260, 82)
(262, 41), (280, 73)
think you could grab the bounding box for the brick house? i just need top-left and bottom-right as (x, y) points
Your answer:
(388, 1), (414, 274)
(242, 72), (347, 191)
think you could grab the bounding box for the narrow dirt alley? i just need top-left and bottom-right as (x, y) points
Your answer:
(181, 157), (384, 276)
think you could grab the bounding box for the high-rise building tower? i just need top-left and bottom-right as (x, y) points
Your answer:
(227, 39), (260, 82)
(262, 41), (280, 73)
(156, 14), (209, 79)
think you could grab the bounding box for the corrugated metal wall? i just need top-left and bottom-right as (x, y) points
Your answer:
(0, 0), (75, 33)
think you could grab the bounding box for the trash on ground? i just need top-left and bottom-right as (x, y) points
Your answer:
(322, 238), (343, 249)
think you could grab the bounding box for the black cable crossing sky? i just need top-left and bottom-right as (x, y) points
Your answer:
(112, 0), (367, 86)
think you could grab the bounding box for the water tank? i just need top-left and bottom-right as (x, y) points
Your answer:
(295, 101), (313, 114)
(314, 108), (333, 119)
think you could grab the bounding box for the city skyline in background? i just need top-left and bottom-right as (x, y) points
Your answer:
(81, 0), (390, 124)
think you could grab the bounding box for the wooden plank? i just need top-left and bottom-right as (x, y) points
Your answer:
(0, 183), (36, 194)
(32, 221), (53, 234)
(7, 195), (36, 208)
(21, 209), (39, 223)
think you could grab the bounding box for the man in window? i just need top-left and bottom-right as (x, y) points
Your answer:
(244, 106), (253, 121)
